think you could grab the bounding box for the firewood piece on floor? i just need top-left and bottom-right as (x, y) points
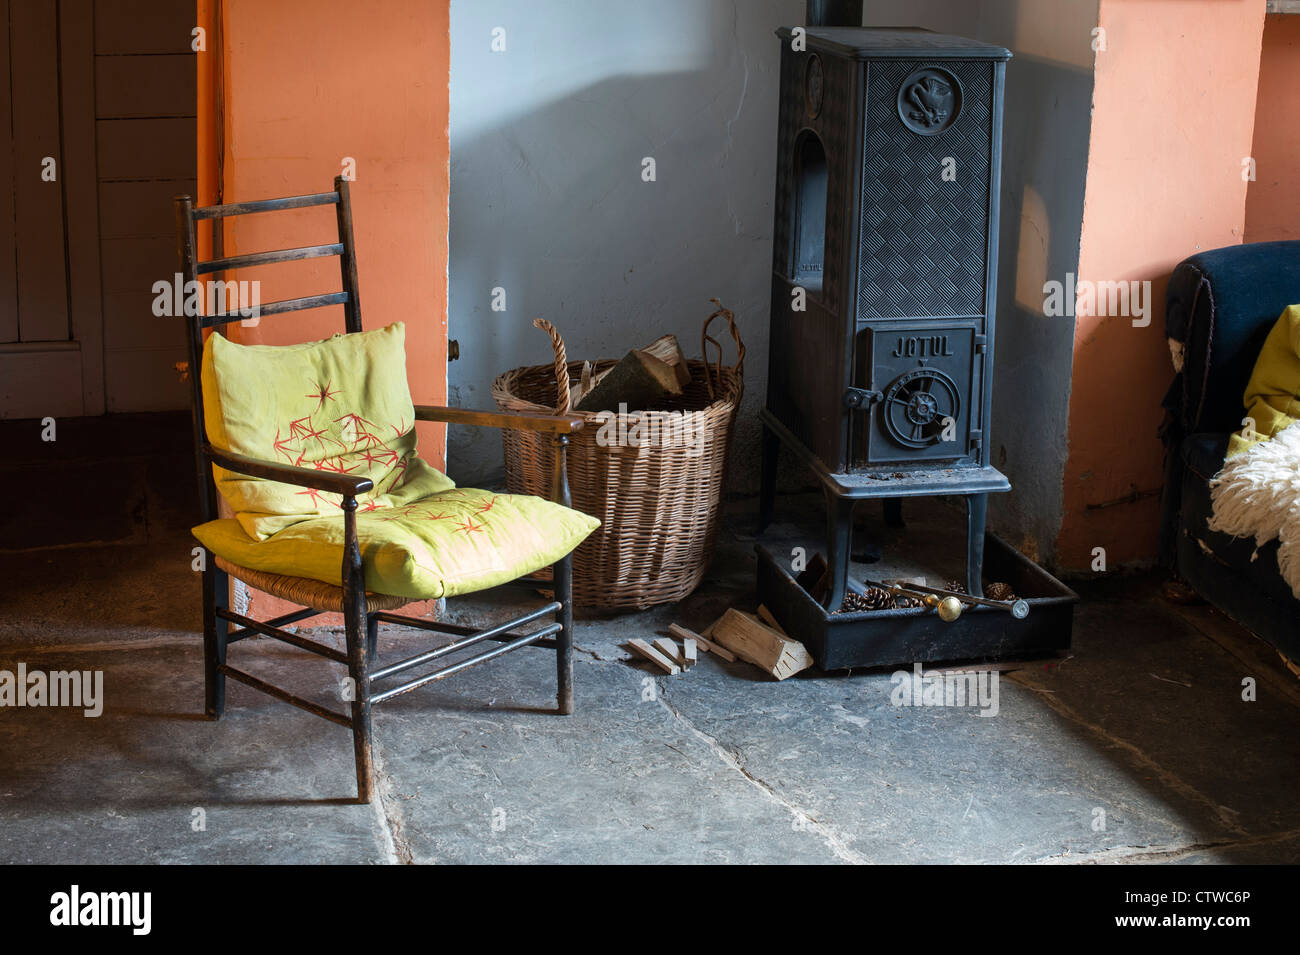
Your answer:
(574, 348), (683, 413)
(653, 637), (683, 664)
(756, 604), (787, 635)
(640, 334), (692, 388)
(710, 609), (813, 681)
(682, 638), (697, 668)
(627, 638), (680, 675)
(671, 623), (735, 662)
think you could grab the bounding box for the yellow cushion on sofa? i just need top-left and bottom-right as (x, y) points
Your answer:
(1227, 304), (1300, 458)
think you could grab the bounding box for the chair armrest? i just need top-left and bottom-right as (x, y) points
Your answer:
(205, 445), (375, 496)
(413, 405), (584, 434)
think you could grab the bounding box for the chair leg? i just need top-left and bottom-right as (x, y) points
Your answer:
(366, 613), (379, 661)
(202, 558), (229, 720)
(341, 498), (374, 803)
(550, 433), (575, 715)
(345, 618), (374, 804)
(554, 552), (574, 715)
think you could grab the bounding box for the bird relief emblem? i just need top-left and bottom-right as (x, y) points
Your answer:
(906, 75), (953, 130)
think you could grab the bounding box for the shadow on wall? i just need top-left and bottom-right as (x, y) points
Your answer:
(445, 0), (804, 490)
(988, 50), (1095, 567)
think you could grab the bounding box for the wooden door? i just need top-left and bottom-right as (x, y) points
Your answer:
(0, 0), (102, 419)
(0, 0), (194, 420)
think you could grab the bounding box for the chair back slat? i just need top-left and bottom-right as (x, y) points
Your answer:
(174, 176), (363, 522)
(191, 191), (340, 220)
(200, 291), (351, 328)
(197, 243), (345, 275)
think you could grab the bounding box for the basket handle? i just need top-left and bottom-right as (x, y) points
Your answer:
(532, 318), (571, 413)
(701, 298), (745, 401)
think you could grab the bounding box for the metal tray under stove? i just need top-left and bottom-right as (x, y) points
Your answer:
(755, 502), (1077, 670)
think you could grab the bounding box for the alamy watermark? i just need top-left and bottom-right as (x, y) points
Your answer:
(593, 403), (706, 457)
(50, 886), (150, 935)
(0, 664), (103, 717)
(890, 663), (999, 717)
(1042, 272), (1151, 327)
(152, 273), (262, 324)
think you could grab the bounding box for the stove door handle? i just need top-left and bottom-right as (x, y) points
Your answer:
(843, 387), (882, 410)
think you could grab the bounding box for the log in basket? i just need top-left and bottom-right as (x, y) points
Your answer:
(491, 301), (744, 610)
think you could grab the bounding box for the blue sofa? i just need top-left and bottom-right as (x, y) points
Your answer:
(1161, 240), (1300, 661)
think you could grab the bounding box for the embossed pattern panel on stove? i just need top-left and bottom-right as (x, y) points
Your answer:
(858, 59), (993, 320)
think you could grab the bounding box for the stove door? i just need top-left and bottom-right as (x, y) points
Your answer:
(856, 322), (980, 466)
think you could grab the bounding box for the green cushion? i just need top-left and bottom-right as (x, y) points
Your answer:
(202, 321), (454, 540)
(196, 323), (599, 598)
(194, 487), (598, 599)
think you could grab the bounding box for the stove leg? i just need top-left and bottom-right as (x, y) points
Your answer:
(966, 493), (987, 598)
(758, 422), (780, 534)
(824, 488), (854, 612)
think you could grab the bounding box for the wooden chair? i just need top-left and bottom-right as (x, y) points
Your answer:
(175, 177), (583, 802)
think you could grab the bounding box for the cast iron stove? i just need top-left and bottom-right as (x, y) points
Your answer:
(758, 24), (1014, 620)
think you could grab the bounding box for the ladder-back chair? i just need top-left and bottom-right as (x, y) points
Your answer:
(175, 177), (587, 802)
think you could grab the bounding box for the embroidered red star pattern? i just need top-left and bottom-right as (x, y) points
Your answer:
(295, 487), (335, 509)
(262, 375), (448, 517)
(272, 427), (295, 463)
(306, 379), (340, 412)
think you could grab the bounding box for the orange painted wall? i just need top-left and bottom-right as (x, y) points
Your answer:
(197, 0), (450, 619)
(1055, 0), (1264, 570)
(1245, 13), (1300, 243)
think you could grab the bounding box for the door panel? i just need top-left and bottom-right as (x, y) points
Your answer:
(96, 118), (195, 180)
(9, 0), (71, 343)
(95, 53), (194, 117)
(0, 2), (15, 343)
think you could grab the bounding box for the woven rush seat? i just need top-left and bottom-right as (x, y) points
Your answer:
(214, 556), (411, 613)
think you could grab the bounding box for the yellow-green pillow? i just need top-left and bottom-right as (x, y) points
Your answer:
(202, 322), (454, 539)
(197, 322), (600, 597)
(195, 487), (598, 599)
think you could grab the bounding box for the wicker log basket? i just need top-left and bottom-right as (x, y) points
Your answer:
(491, 300), (745, 610)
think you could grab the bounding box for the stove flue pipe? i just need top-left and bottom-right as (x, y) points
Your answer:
(806, 0), (863, 27)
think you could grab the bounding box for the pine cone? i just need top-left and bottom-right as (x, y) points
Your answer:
(984, 581), (1016, 602)
(836, 587), (894, 613)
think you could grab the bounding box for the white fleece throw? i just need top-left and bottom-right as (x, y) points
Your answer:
(1208, 421), (1300, 599)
